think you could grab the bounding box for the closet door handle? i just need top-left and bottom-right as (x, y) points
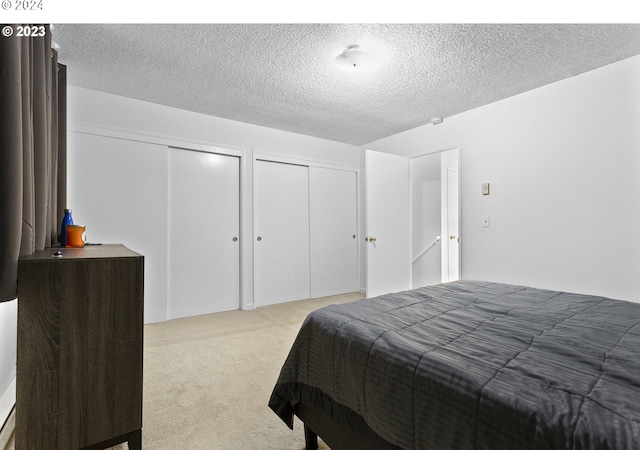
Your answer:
(257, 236), (262, 241)
(232, 237), (238, 242)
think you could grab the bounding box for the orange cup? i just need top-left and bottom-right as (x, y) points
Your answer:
(66, 225), (86, 248)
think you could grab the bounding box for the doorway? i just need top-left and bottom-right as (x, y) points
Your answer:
(410, 148), (460, 288)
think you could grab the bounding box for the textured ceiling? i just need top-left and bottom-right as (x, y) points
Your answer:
(53, 24), (640, 146)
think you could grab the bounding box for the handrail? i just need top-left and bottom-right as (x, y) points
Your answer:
(412, 236), (441, 263)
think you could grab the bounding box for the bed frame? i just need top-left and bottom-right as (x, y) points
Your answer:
(294, 403), (400, 450)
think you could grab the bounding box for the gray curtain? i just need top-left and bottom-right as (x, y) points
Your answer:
(0, 24), (67, 302)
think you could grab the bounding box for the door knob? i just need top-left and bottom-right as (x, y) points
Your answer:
(450, 235), (456, 240)
(257, 236), (262, 241)
(232, 237), (238, 242)
(369, 237), (377, 243)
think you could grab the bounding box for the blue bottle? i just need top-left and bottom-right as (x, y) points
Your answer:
(60, 208), (73, 246)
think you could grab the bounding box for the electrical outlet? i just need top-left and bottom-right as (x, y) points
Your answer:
(482, 216), (490, 227)
(482, 183), (490, 195)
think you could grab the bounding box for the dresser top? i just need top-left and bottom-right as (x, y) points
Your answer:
(19, 244), (142, 262)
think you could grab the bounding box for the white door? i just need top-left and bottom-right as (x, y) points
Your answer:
(254, 160), (310, 306)
(309, 167), (358, 297)
(446, 168), (460, 281)
(365, 150), (411, 297)
(68, 132), (168, 324)
(168, 149), (240, 319)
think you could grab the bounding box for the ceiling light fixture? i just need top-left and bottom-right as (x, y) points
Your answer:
(335, 45), (377, 72)
(430, 117), (444, 125)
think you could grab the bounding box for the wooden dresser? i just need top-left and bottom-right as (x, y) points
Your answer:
(16, 244), (144, 450)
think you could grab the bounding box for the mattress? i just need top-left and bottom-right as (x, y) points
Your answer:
(269, 280), (640, 449)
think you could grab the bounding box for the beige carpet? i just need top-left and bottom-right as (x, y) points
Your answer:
(5, 294), (364, 450)
(119, 292), (362, 450)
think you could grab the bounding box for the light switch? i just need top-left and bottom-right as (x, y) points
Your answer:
(482, 183), (490, 195)
(482, 216), (490, 227)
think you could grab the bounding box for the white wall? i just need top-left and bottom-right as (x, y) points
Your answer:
(68, 87), (362, 165)
(66, 87), (364, 322)
(367, 55), (640, 303)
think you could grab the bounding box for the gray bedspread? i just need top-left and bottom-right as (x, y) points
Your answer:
(268, 280), (640, 450)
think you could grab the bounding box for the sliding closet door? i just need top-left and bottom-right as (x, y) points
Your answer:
(168, 149), (240, 319)
(68, 132), (168, 324)
(254, 160), (310, 306)
(309, 167), (358, 297)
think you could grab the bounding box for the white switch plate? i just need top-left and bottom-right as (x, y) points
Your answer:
(482, 216), (490, 227)
(482, 183), (490, 195)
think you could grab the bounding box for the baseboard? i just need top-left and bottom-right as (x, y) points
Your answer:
(0, 405), (15, 450)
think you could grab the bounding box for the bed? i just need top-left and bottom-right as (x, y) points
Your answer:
(268, 280), (640, 450)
